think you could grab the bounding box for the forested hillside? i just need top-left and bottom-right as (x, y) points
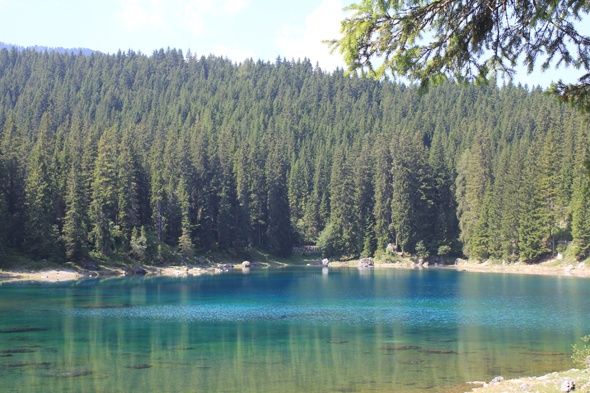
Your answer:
(0, 47), (588, 265)
(0, 42), (98, 56)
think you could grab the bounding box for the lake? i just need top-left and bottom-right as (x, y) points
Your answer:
(0, 267), (588, 392)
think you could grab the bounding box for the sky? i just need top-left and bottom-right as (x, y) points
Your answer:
(0, 0), (587, 88)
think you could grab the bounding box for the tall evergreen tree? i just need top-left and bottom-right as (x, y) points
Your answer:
(328, 146), (355, 255)
(177, 177), (194, 258)
(89, 126), (119, 255)
(538, 125), (562, 256)
(24, 112), (58, 259)
(1, 112), (26, 250)
(63, 160), (86, 260)
(373, 137), (392, 251)
(266, 143), (293, 256)
(519, 145), (548, 262)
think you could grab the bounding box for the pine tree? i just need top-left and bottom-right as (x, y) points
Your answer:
(429, 130), (456, 251)
(89, 126), (119, 255)
(1, 112), (26, 250)
(24, 112), (58, 259)
(390, 135), (413, 253)
(63, 161), (86, 260)
(177, 177), (194, 258)
(571, 177), (590, 259)
(353, 135), (375, 255)
(456, 130), (492, 257)
(538, 125), (562, 256)
(572, 128), (590, 259)
(328, 146), (356, 255)
(373, 137), (392, 250)
(117, 130), (139, 247)
(266, 144), (293, 256)
(518, 146), (548, 262)
(469, 189), (491, 260)
(500, 142), (523, 261)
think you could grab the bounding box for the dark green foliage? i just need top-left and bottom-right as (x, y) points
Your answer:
(0, 48), (587, 264)
(415, 241), (429, 259)
(24, 113), (58, 259)
(518, 148), (549, 262)
(331, 0), (590, 119)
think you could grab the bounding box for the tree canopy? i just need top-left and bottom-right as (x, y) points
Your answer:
(0, 48), (588, 266)
(329, 0), (590, 114)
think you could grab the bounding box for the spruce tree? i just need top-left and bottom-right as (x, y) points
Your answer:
(518, 146), (548, 262)
(1, 112), (26, 250)
(117, 130), (139, 247)
(24, 112), (58, 259)
(177, 177), (194, 258)
(390, 135), (413, 253)
(538, 125), (562, 256)
(328, 146), (355, 255)
(266, 144), (292, 256)
(89, 126), (119, 255)
(373, 137), (392, 251)
(63, 161), (86, 260)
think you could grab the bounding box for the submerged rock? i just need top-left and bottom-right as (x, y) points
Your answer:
(80, 302), (132, 309)
(381, 345), (420, 351)
(426, 338), (457, 343)
(520, 351), (567, 356)
(1, 348), (36, 354)
(419, 349), (456, 354)
(41, 369), (93, 378)
(126, 364), (152, 369)
(399, 359), (423, 365)
(2, 361), (51, 368)
(0, 326), (48, 334)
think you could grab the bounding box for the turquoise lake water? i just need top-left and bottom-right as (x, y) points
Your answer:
(0, 267), (589, 393)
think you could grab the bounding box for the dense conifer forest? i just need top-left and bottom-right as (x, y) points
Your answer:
(0, 47), (588, 265)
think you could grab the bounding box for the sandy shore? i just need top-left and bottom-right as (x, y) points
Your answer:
(443, 261), (590, 277)
(468, 368), (589, 392)
(0, 268), (86, 283)
(1, 257), (589, 284)
(0, 261), (270, 284)
(329, 258), (590, 278)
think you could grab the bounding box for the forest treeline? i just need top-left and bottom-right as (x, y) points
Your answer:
(0, 47), (589, 265)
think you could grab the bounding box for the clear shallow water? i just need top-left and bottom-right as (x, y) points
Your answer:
(0, 267), (588, 393)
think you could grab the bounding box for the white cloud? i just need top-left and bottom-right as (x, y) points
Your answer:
(213, 44), (255, 63)
(118, 0), (167, 31)
(276, 0), (346, 70)
(182, 1), (206, 35)
(117, 0), (248, 34)
(223, 0), (247, 13)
